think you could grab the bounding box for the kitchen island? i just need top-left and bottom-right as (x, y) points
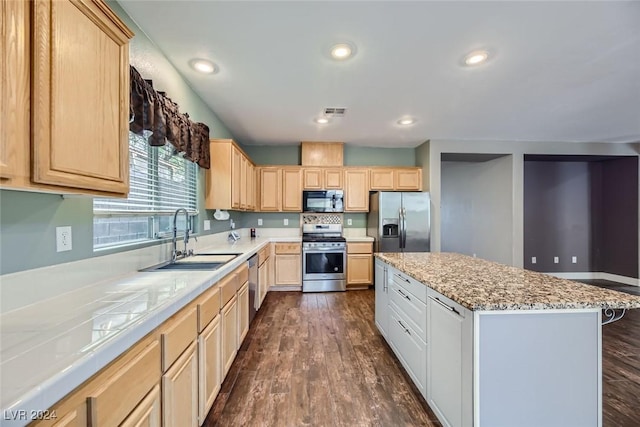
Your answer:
(374, 252), (640, 427)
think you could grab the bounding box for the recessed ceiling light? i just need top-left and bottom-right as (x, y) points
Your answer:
(315, 117), (330, 124)
(189, 58), (218, 74)
(330, 43), (355, 60)
(397, 117), (416, 126)
(463, 50), (489, 66)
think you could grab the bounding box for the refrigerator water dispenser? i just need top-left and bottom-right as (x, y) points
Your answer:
(382, 219), (399, 237)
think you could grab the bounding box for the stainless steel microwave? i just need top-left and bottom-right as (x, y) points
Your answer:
(302, 190), (344, 213)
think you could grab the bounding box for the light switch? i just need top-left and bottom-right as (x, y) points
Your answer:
(572, 256), (577, 264)
(347, 218), (352, 226)
(531, 257), (537, 264)
(283, 218), (289, 226)
(258, 218), (263, 226)
(203, 220), (211, 231)
(554, 256), (559, 264)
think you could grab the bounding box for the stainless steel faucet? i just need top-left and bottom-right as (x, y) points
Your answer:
(172, 208), (192, 262)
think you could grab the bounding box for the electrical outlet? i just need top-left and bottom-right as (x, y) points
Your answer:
(572, 256), (577, 264)
(347, 218), (352, 226)
(531, 257), (537, 264)
(283, 218), (289, 226)
(554, 256), (559, 264)
(472, 253), (477, 258)
(258, 218), (263, 226)
(56, 226), (72, 252)
(203, 220), (211, 231)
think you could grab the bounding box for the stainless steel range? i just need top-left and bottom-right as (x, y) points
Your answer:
(302, 223), (346, 292)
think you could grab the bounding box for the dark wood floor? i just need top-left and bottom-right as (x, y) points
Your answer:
(206, 288), (640, 427)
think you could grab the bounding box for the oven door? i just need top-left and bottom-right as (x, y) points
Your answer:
(302, 249), (346, 280)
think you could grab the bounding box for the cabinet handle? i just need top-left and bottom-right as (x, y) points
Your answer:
(396, 288), (411, 301)
(394, 273), (411, 284)
(429, 296), (460, 315)
(398, 319), (411, 335)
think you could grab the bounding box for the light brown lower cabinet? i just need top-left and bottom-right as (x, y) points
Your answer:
(198, 315), (221, 423)
(120, 384), (161, 427)
(237, 281), (249, 349)
(347, 242), (373, 288)
(221, 294), (238, 376)
(274, 243), (301, 286)
(47, 406), (86, 427)
(258, 258), (268, 306)
(162, 341), (198, 427)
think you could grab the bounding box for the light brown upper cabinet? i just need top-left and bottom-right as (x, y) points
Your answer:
(1, 0), (133, 196)
(303, 168), (343, 190)
(370, 167), (423, 191)
(258, 167), (281, 211)
(344, 168), (370, 212)
(301, 141), (344, 166)
(281, 167), (302, 211)
(205, 139), (255, 211)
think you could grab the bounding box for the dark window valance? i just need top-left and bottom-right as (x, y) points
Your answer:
(129, 66), (210, 169)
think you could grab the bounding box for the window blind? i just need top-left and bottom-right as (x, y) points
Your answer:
(94, 132), (198, 215)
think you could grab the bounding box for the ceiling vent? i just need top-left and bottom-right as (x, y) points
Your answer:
(324, 107), (347, 116)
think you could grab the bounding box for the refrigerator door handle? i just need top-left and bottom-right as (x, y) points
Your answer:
(402, 207), (407, 249)
(398, 208), (404, 249)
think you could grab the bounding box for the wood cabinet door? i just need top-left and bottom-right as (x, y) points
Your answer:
(247, 163), (255, 211)
(259, 168), (281, 211)
(370, 169), (395, 190)
(162, 342), (198, 427)
(0, 0), (29, 183)
(237, 281), (249, 348)
(121, 384), (161, 427)
(31, 0), (132, 194)
(324, 168), (343, 189)
(347, 254), (373, 286)
(344, 169), (370, 212)
(221, 295), (238, 376)
(303, 168), (323, 189)
(395, 168), (422, 191)
(231, 147), (242, 209)
(282, 167), (302, 211)
(239, 155), (247, 210)
(275, 254), (301, 285)
(198, 315), (221, 423)
(258, 262), (268, 308)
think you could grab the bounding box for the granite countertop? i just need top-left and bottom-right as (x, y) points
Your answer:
(376, 252), (640, 311)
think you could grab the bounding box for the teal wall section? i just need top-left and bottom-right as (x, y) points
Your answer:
(344, 146), (416, 166)
(240, 213), (301, 229)
(240, 144), (300, 165)
(0, 2), (236, 275)
(241, 144), (416, 166)
(344, 213), (367, 228)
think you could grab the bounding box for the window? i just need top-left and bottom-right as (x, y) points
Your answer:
(93, 132), (198, 249)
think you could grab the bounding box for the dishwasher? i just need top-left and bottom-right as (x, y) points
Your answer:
(248, 254), (258, 324)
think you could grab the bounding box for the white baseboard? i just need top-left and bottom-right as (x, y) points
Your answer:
(545, 272), (640, 287)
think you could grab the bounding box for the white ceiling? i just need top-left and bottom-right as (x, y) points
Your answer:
(119, 1), (640, 148)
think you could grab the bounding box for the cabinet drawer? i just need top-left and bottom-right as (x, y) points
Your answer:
(347, 242), (373, 254)
(161, 306), (197, 372)
(235, 263), (248, 285)
(427, 288), (469, 319)
(390, 267), (427, 304)
(87, 340), (161, 426)
(388, 306), (426, 396)
(389, 281), (427, 340)
(197, 286), (221, 333)
(220, 272), (238, 306)
(275, 242), (301, 254)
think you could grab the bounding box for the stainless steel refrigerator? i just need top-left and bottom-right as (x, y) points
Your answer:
(367, 192), (431, 252)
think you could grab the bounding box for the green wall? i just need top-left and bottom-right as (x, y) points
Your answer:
(241, 143), (417, 166)
(0, 2), (236, 275)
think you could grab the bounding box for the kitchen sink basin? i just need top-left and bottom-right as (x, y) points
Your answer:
(140, 253), (240, 272)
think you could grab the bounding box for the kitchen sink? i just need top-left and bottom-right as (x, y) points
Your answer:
(140, 253), (240, 272)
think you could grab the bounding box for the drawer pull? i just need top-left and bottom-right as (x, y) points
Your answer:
(429, 296), (460, 315)
(396, 288), (411, 301)
(394, 273), (411, 284)
(397, 319), (411, 335)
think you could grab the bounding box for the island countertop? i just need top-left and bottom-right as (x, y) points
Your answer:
(375, 252), (640, 311)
